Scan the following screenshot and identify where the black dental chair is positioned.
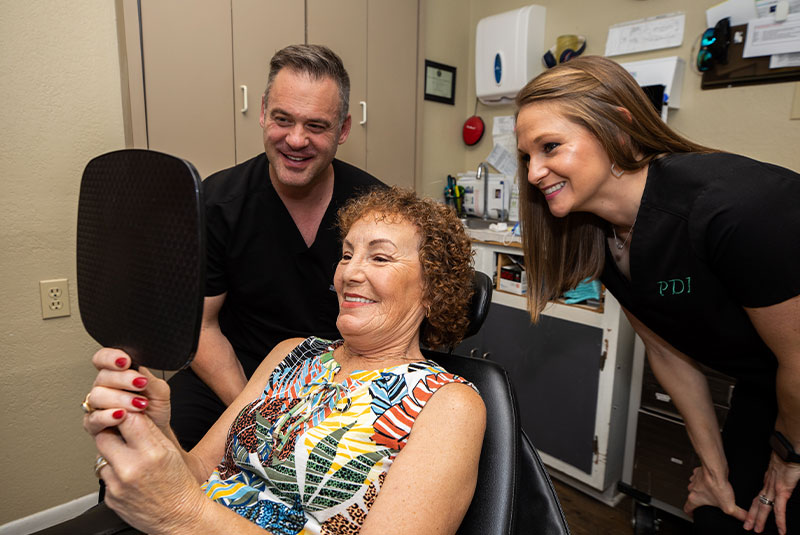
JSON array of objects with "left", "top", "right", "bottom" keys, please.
[
  {"left": 34, "top": 150, "right": 569, "bottom": 535},
  {"left": 422, "top": 271, "right": 570, "bottom": 535}
]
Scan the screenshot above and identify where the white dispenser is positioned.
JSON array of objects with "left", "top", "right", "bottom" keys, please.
[
  {"left": 475, "top": 5, "right": 547, "bottom": 105},
  {"left": 620, "top": 56, "right": 685, "bottom": 122}
]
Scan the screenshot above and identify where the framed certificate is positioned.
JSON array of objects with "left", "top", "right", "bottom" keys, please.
[{"left": 424, "top": 60, "right": 456, "bottom": 105}]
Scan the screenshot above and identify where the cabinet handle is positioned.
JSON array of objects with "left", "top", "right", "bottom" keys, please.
[
  {"left": 240, "top": 85, "right": 248, "bottom": 113},
  {"left": 359, "top": 101, "right": 367, "bottom": 125},
  {"left": 482, "top": 352, "right": 491, "bottom": 359}
]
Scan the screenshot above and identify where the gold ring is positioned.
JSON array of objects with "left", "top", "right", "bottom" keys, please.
[
  {"left": 758, "top": 494, "right": 774, "bottom": 507},
  {"left": 94, "top": 455, "right": 109, "bottom": 478},
  {"left": 81, "top": 392, "right": 94, "bottom": 414}
]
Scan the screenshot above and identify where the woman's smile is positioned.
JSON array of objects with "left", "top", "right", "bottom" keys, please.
[
  {"left": 342, "top": 293, "right": 376, "bottom": 307},
  {"left": 543, "top": 181, "right": 567, "bottom": 199}
]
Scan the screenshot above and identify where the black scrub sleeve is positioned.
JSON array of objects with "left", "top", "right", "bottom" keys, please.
[{"left": 689, "top": 160, "right": 800, "bottom": 308}]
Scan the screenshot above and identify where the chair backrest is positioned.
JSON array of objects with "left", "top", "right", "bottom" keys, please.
[
  {"left": 422, "top": 351, "right": 519, "bottom": 533},
  {"left": 421, "top": 271, "right": 570, "bottom": 535},
  {"left": 423, "top": 351, "right": 571, "bottom": 535}
]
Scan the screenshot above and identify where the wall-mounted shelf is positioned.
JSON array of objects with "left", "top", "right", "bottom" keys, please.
[{"left": 702, "top": 24, "right": 800, "bottom": 89}]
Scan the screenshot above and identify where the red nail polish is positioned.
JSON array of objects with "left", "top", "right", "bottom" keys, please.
[
  {"left": 112, "top": 409, "right": 125, "bottom": 419},
  {"left": 115, "top": 357, "right": 127, "bottom": 368},
  {"left": 131, "top": 397, "right": 148, "bottom": 409},
  {"left": 132, "top": 377, "right": 148, "bottom": 388}
]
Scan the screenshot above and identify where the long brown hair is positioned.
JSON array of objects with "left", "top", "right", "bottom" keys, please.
[{"left": 515, "top": 56, "right": 714, "bottom": 322}]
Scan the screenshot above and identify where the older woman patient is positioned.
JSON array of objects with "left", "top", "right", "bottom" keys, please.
[{"left": 82, "top": 187, "right": 485, "bottom": 535}]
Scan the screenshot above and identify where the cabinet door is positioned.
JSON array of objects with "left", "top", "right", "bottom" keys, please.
[
  {"left": 458, "top": 303, "right": 603, "bottom": 474},
  {"left": 366, "top": 0, "right": 418, "bottom": 188},
  {"left": 140, "top": 0, "right": 236, "bottom": 178},
  {"left": 232, "top": 0, "right": 305, "bottom": 164},
  {"left": 307, "top": 0, "right": 417, "bottom": 187},
  {"left": 306, "top": 0, "right": 367, "bottom": 171}
]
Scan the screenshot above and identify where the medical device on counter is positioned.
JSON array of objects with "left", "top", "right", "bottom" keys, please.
[{"left": 457, "top": 172, "right": 510, "bottom": 219}]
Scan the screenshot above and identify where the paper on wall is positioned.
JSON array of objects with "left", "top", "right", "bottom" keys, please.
[
  {"left": 756, "top": 0, "right": 800, "bottom": 18},
  {"left": 605, "top": 12, "right": 685, "bottom": 57},
  {"left": 487, "top": 140, "right": 518, "bottom": 178},
  {"left": 486, "top": 115, "right": 518, "bottom": 177},
  {"left": 743, "top": 13, "right": 800, "bottom": 57},
  {"left": 770, "top": 50, "right": 800, "bottom": 66},
  {"left": 492, "top": 115, "right": 516, "bottom": 136}
]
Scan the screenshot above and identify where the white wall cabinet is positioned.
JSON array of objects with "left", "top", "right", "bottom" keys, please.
[
  {"left": 120, "top": 0, "right": 418, "bottom": 185},
  {"left": 463, "top": 236, "right": 636, "bottom": 502}
]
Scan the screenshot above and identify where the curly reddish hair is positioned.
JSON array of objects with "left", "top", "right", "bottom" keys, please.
[{"left": 337, "top": 187, "right": 475, "bottom": 349}]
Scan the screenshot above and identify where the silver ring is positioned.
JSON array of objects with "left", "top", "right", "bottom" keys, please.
[
  {"left": 81, "top": 393, "right": 94, "bottom": 414},
  {"left": 758, "top": 494, "right": 774, "bottom": 507},
  {"left": 94, "top": 455, "right": 109, "bottom": 478}
]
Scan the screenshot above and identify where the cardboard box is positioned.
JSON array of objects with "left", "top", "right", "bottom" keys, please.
[{"left": 497, "top": 254, "right": 527, "bottom": 295}]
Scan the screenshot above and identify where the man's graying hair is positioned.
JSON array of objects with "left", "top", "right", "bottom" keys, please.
[{"left": 264, "top": 44, "right": 350, "bottom": 126}]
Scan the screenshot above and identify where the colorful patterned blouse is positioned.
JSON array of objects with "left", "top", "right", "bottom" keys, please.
[{"left": 202, "top": 337, "right": 474, "bottom": 534}]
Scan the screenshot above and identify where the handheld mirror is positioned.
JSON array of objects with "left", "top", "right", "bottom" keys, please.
[{"left": 77, "top": 149, "right": 205, "bottom": 370}]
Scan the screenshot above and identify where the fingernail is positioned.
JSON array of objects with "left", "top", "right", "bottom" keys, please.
[
  {"left": 131, "top": 397, "right": 148, "bottom": 409},
  {"left": 132, "top": 377, "right": 148, "bottom": 388},
  {"left": 112, "top": 409, "right": 125, "bottom": 419},
  {"left": 115, "top": 357, "right": 127, "bottom": 368}
]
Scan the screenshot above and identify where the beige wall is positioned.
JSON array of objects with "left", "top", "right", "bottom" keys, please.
[
  {"left": 0, "top": 0, "right": 125, "bottom": 524},
  {"left": 2, "top": 0, "right": 800, "bottom": 527},
  {"left": 419, "top": 0, "right": 800, "bottom": 199}
]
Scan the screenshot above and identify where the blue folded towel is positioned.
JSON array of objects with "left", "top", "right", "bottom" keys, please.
[{"left": 563, "top": 278, "right": 601, "bottom": 304}]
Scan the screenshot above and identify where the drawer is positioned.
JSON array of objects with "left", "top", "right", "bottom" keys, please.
[
  {"left": 641, "top": 359, "right": 735, "bottom": 417},
  {"left": 632, "top": 410, "right": 699, "bottom": 510},
  {"left": 640, "top": 380, "right": 729, "bottom": 427}
]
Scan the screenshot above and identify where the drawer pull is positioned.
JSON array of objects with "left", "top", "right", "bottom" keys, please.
[
  {"left": 670, "top": 457, "right": 684, "bottom": 465},
  {"left": 655, "top": 392, "right": 672, "bottom": 403}
]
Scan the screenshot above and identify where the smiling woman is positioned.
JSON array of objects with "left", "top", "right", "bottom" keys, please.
[
  {"left": 79, "top": 186, "right": 484, "bottom": 535},
  {"left": 336, "top": 187, "right": 475, "bottom": 349},
  {"left": 514, "top": 56, "right": 800, "bottom": 535}
]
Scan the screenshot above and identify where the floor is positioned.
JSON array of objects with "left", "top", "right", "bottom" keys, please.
[{"left": 552, "top": 480, "right": 694, "bottom": 535}]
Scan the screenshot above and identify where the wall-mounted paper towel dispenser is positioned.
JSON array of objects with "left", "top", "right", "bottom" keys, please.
[{"left": 475, "top": 5, "right": 547, "bottom": 105}]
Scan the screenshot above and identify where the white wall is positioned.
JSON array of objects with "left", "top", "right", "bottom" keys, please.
[{"left": 0, "top": 0, "right": 125, "bottom": 523}]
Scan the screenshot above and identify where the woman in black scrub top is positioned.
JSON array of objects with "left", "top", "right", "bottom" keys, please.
[{"left": 514, "top": 56, "right": 800, "bottom": 535}]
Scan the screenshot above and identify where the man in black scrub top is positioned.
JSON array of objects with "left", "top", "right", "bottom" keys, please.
[{"left": 168, "top": 44, "right": 385, "bottom": 450}]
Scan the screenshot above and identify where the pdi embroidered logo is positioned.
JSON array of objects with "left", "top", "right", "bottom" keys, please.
[{"left": 658, "top": 277, "right": 691, "bottom": 296}]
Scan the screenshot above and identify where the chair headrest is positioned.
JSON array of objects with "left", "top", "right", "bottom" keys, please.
[{"left": 464, "top": 271, "right": 492, "bottom": 339}]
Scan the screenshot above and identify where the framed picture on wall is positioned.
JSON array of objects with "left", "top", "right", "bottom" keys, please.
[{"left": 424, "top": 60, "right": 456, "bottom": 105}]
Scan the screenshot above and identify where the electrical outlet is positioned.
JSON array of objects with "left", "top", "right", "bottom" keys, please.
[{"left": 40, "top": 278, "right": 71, "bottom": 319}]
